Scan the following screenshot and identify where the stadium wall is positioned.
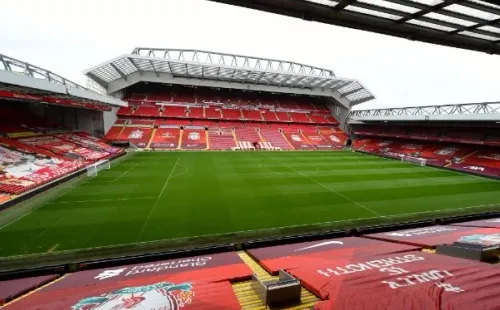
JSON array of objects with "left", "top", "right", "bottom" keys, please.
[
  {"left": 102, "top": 107, "right": 119, "bottom": 137},
  {"left": 28, "top": 103, "right": 106, "bottom": 137}
]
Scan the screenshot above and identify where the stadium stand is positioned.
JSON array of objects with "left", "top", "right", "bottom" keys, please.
[
  {"left": 0, "top": 103, "right": 124, "bottom": 202},
  {"left": 102, "top": 83, "right": 350, "bottom": 151},
  {"left": 208, "top": 128, "right": 236, "bottom": 150},
  {"left": 5, "top": 252, "right": 253, "bottom": 309},
  {"left": 352, "top": 124, "right": 500, "bottom": 177},
  {"left": 134, "top": 105, "right": 160, "bottom": 117},
  {"left": 259, "top": 128, "right": 294, "bottom": 150},
  {"left": 188, "top": 106, "right": 205, "bottom": 118},
  {"left": 163, "top": 105, "right": 187, "bottom": 118}
]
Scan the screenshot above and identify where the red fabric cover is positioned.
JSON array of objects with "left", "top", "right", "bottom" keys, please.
[
  {"left": 181, "top": 130, "right": 206, "bottom": 149},
  {"left": 450, "top": 217, "right": 500, "bottom": 229},
  {"left": 306, "top": 251, "right": 500, "bottom": 309},
  {"left": 248, "top": 237, "right": 418, "bottom": 274},
  {"left": 5, "top": 252, "right": 251, "bottom": 310},
  {"left": 303, "top": 132, "right": 333, "bottom": 149},
  {"left": 116, "top": 127, "right": 153, "bottom": 148},
  {"left": 366, "top": 225, "right": 500, "bottom": 247},
  {"left": 283, "top": 132, "right": 315, "bottom": 150},
  {"left": 0, "top": 275, "right": 58, "bottom": 305}
]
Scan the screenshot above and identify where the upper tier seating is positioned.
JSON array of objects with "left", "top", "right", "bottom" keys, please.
[
  {"left": 261, "top": 111, "right": 278, "bottom": 122},
  {"left": 241, "top": 110, "right": 263, "bottom": 121},
  {"left": 117, "top": 106, "right": 134, "bottom": 116},
  {"left": 221, "top": 108, "right": 242, "bottom": 120},
  {"left": 275, "top": 112, "right": 291, "bottom": 122},
  {"left": 188, "top": 107, "right": 205, "bottom": 118},
  {"left": 309, "top": 114, "right": 328, "bottom": 124},
  {"left": 162, "top": 106, "right": 187, "bottom": 118},
  {"left": 205, "top": 107, "right": 222, "bottom": 119},
  {"left": 134, "top": 105, "right": 160, "bottom": 117},
  {"left": 289, "top": 112, "right": 310, "bottom": 123}
]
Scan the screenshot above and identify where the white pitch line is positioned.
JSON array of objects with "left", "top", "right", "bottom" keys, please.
[
  {"left": 171, "top": 164, "right": 189, "bottom": 178},
  {"left": 0, "top": 177, "right": 88, "bottom": 231},
  {"left": 136, "top": 157, "right": 181, "bottom": 242},
  {"left": 110, "top": 164, "right": 138, "bottom": 183},
  {"left": 268, "top": 156, "right": 382, "bottom": 217}
]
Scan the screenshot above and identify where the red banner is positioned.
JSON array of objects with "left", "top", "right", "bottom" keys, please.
[
  {"left": 0, "top": 90, "right": 112, "bottom": 111},
  {"left": 5, "top": 252, "right": 252, "bottom": 310},
  {"left": 366, "top": 225, "right": 500, "bottom": 247}
]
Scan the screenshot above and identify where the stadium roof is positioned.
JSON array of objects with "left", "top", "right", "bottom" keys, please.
[
  {"left": 84, "top": 48, "right": 375, "bottom": 106},
  {"left": 207, "top": 0, "right": 500, "bottom": 55},
  {"left": 0, "top": 54, "right": 126, "bottom": 110},
  {"left": 348, "top": 101, "right": 500, "bottom": 121}
]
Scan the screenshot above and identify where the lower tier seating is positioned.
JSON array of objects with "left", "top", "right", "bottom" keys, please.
[
  {"left": 260, "top": 129, "right": 294, "bottom": 150},
  {"left": 235, "top": 128, "right": 261, "bottom": 143},
  {"left": 208, "top": 129, "right": 236, "bottom": 150},
  {"left": 352, "top": 136, "right": 500, "bottom": 177}
]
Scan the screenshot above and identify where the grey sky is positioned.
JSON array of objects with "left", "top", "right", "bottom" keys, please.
[{"left": 1, "top": 0, "right": 499, "bottom": 110}]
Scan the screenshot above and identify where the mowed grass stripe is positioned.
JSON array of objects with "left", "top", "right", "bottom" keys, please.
[{"left": 0, "top": 151, "right": 499, "bottom": 257}]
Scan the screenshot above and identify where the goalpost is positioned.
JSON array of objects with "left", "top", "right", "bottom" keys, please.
[
  {"left": 399, "top": 154, "right": 426, "bottom": 166},
  {"left": 87, "top": 159, "right": 111, "bottom": 177}
]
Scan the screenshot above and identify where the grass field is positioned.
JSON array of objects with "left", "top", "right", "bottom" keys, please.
[{"left": 1, "top": 151, "right": 500, "bottom": 258}]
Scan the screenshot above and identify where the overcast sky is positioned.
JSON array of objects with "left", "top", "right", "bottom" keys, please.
[{"left": 1, "top": 0, "right": 499, "bottom": 110}]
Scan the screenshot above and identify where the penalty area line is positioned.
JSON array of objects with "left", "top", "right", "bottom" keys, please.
[
  {"left": 136, "top": 156, "right": 181, "bottom": 242},
  {"left": 110, "top": 163, "right": 138, "bottom": 182}
]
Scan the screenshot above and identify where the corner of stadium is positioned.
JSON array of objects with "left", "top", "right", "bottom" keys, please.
[{"left": 1, "top": 1, "right": 500, "bottom": 308}]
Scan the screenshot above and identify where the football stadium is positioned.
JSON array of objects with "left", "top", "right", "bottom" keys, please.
[{"left": 1, "top": 0, "right": 500, "bottom": 309}]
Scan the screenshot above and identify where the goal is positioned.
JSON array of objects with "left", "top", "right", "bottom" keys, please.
[
  {"left": 399, "top": 155, "right": 426, "bottom": 166},
  {"left": 87, "top": 159, "right": 111, "bottom": 177}
]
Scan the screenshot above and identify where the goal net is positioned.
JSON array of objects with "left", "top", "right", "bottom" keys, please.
[
  {"left": 399, "top": 155, "right": 426, "bottom": 166},
  {"left": 87, "top": 159, "right": 111, "bottom": 177}
]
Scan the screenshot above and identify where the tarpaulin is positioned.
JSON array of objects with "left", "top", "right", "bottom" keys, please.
[
  {"left": 304, "top": 251, "right": 500, "bottom": 309},
  {"left": 5, "top": 252, "right": 251, "bottom": 310},
  {"left": 248, "top": 237, "right": 418, "bottom": 274},
  {"left": 0, "top": 275, "right": 58, "bottom": 305},
  {"left": 366, "top": 225, "right": 500, "bottom": 247}
]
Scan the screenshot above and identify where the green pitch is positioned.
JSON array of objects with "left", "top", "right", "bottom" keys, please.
[{"left": 1, "top": 151, "right": 500, "bottom": 257}]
